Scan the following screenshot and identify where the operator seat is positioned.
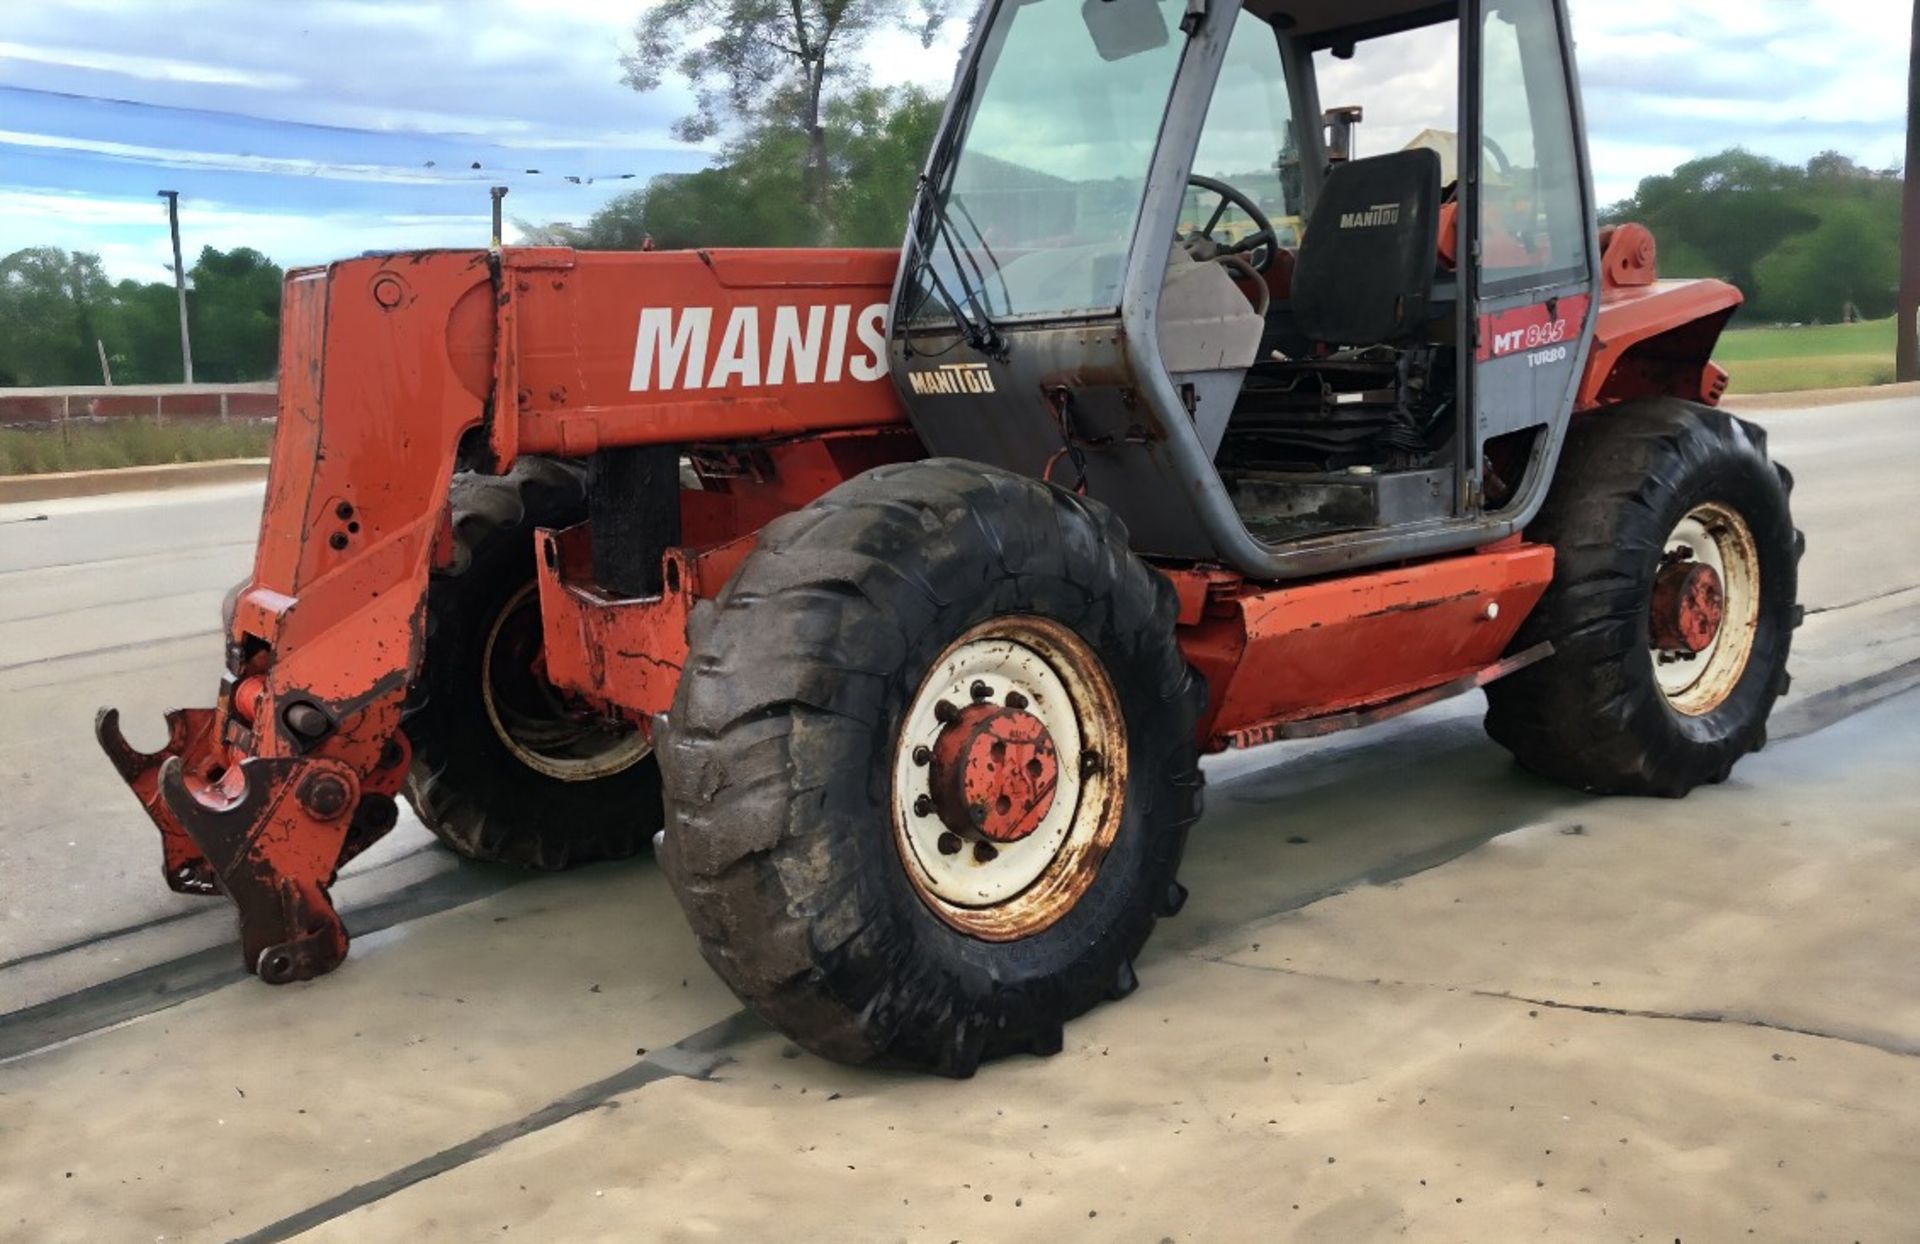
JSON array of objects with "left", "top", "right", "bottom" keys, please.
[
  {"left": 1290, "top": 148, "right": 1443, "bottom": 348},
  {"left": 1225, "top": 149, "right": 1452, "bottom": 478}
]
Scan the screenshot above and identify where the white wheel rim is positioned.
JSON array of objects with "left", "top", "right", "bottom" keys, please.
[
  {"left": 890, "top": 616, "right": 1126, "bottom": 942},
  {"left": 481, "top": 583, "right": 652, "bottom": 781},
  {"left": 1653, "top": 502, "right": 1761, "bottom": 717}
]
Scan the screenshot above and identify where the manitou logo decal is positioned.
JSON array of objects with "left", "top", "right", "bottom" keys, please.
[
  {"left": 907, "top": 362, "right": 996, "bottom": 396},
  {"left": 1340, "top": 202, "right": 1402, "bottom": 229},
  {"left": 629, "top": 303, "right": 889, "bottom": 391}
]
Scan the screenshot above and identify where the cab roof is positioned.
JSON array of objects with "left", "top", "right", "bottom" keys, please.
[{"left": 1249, "top": 0, "right": 1455, "bottom": 45}]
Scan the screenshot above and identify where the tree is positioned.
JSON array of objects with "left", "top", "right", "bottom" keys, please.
[
  {"left": 1605, "top": 148, "right": 1906, "bottom": 324},
  {"left": 1607, "top": 151, "right": 1820, "bottom": 301},
  {"left": 622, "top": 0, "right": 950, "bottom": 230},
  {"left": 185, "top": 247, "right": 282, "bottom": 382},
  {"left": 0, "top": 248, "right": 114, "bottom": 385},
  {"left": 530, "top": 84, "right": 941, "bottom": 251},
  {"left": 0, "top": 244, "right": 283, "bottom": 386}
]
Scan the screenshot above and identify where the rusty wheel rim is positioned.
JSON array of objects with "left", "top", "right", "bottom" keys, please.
[
  {"left": 891, "top": 616, "right": 1126, "bottom": 942},
  {"left": 481, "top": 583, "right": 652, "bottom": 781},
  {"left": 887, "top": 610, "right": 1121, "bottom": 944},
  {"left": 1652, "top": 502, "right": 1760, "bottom": 717}
]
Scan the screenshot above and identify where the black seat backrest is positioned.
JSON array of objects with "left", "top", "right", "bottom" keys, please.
[{"left": 1291, "top": 149, "right": 1442, "bottom": 346}]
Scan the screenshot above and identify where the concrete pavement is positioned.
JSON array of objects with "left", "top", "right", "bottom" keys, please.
[{"left": 1, "top": 671, "right": 1913, "bottom": 1242}]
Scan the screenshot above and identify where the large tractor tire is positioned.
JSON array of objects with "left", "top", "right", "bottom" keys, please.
[
  {"left": 402, "top": 457, "right": 663, "bottom": 868},
  {"left": 1485, "top": 399, "right": 1802, "bottom": 797},
  {"left": 659, "top": 460, "right": 1204, "bottom": 1076}
]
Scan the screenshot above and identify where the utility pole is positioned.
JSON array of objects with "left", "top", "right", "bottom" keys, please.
[
  {"left": 1900, "top": 0, "right": 1919, "bottom": 382},
  {"left": 157, "top": 190, "right": 194, "bottom": 384},
  {"left": 490, "top": 186, "right": 508, "bottom": 251}
]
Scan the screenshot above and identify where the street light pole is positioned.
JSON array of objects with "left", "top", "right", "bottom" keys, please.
[
  {"left": 157, "top": 189, "right": 194, "bottom": 384},
  {"left": 1899, "top": 0, "right": 1919, "bottom": 382}
]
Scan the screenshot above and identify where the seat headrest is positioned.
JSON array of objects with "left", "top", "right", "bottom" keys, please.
[{"left": 1291, "top": 149, "right": 1442, "bottom": 346}]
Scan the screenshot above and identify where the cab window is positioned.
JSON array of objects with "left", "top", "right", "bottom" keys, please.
[
  {"left": 1186, "top": 10, "right": 1303, "bottom": 249},
  {"left": 1479, "top": 0, "right": 1587, "bottom": 286}
]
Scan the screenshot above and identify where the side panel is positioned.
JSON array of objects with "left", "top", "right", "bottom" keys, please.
[
  {"left": 503, "top": 248, "right": 909, "bottom": 459},
  {"left": 1179, "top": 543, "right": 1555, "bottom": 749}
]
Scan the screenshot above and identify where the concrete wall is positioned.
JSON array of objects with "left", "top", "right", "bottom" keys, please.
[{"left": 0, "top": 383, "right": 277, "bottom": 429}]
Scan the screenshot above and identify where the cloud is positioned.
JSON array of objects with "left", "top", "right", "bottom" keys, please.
[
  {"left": 0, "top": 0, "right": 1907, "bottom": 280},
  {"left": 0, "top": 39, "right": 301, "bottom": 90}
]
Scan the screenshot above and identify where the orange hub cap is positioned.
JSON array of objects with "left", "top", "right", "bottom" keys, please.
[
  {"left": 927, "top": 703, "right": 1060, "bottom": 844},
  {"left": 1650, "top": 561, "right": 1724, "bottom": 654}
]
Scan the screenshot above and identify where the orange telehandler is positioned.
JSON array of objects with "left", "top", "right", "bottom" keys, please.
[{"left": 99, "top": 0, "right": 1800, "bottom": 1075}]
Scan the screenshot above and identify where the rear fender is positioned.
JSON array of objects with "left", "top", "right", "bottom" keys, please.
[{"left": 1577, "top": 225, "right": 1744, "bottom": 411}]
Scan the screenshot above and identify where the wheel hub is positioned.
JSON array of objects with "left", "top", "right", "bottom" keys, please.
[
  {"left": 890, "top": 616, "right": 1126, "bottom": 940},
  {"left": 926, "top": 702, "right": 1060, "bottom": 843},
  {"left": 1650, "top": 503, "right": 1762, "bottom": 717},
  {"left": 1650, "top": 560, "right": 1724, "bottom": 654}
]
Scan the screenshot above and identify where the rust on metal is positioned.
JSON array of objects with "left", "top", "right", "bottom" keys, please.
[
  {"left": 1175, "top": 543, "right": 1557, "bottom": 751},
  {"left": 1219, "top": 641, "right": 1555, "bottom": 750},
  {"left": 1650, "top": 561, "right": 1724, "bottom": 654},
  {"left": 890, "top": 616, "right": 1127, "bottom": 944},
  {"left": 926, "top": 702, "right": 1060, "bottom": 843}
]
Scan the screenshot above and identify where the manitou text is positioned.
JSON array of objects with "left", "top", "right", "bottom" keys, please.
[{"left": 630, "top": 303, "right": 890, "bottom": 392}]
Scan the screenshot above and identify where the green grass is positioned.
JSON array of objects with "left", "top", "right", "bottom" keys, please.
[
  {"left": 1717, "top": 317, "right": 1899, "bottom": 394},
  {"left": 0, "top": 420, "right": 274, "bottom": 475}
]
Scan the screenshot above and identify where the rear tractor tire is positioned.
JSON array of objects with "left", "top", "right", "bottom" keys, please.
[
  {"left": 659, "top": 460, "right": 1205, "bottom": 1076},
  {"left": 402, "top": 457, "right": 663, "bottom": 869},
  {"left": 1485, "top": 399, "right": 1803, "bottom": 797}
]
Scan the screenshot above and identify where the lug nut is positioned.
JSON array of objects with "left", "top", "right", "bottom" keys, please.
[
  {"left": 934, "top": 700, "right": 959, "bottom": 724},
  {"left": 970, "top": 680, "right": 993, "bottom": 701},
  {"left": 937, "top": 832, "right": 963, "bottom": 856},
  {"left": 1004, "top": 690, "right": 1029, "bottom": 710},
  {"left": 973, "top": 841, "right": 998, "bottom": 863},
  {"left": 1080, "top": 749, "right": 1103, "bottom": 777},
  {"left": 911, "top": 745, "right": 931, "bottom": 766},
  {"left": 913, "top": 795, "right": 933, "bottom": 817}
]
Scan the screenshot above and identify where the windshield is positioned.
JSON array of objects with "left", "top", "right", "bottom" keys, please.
[{"left": 903, "top": 0, "right": 1188, "bottom": 325}]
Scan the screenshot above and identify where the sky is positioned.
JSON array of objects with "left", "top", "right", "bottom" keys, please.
[{"left": 0, "top": 0, "right": 1910, "bottom": 283}]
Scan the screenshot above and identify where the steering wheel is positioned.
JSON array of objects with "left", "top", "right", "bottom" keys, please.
[
  {"left": 1181, "top": 175, "right": 1278, "bottom": 275},
  {"left": 1481, "top": 133, "right": 1513, "bottom": 179}
]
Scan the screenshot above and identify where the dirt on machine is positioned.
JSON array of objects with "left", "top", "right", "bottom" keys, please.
[{"left": 99, "top": 0, "right": 1802, "bottom": 1076}]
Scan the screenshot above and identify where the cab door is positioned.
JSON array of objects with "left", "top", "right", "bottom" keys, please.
[{"left": 1464, "top": 0, "right": 1597, "bottom": 515}]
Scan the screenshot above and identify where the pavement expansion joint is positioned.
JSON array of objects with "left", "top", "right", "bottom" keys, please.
[
  {"left": 226, "top": 1009, "right": 762, "bottom": 1244},
  {"left": 1474, "top": 992, "right": 1920, "bottom": 1060},
  {"left": 1191, "top": 953, "right": 1920, "bottom": 1062}
]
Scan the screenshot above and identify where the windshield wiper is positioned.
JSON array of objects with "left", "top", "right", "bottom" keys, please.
[
  {"left": 906, "top": 181, "right": 1008, "bottom": 360},
  {"left": 900, "top": 60, "right": 1007, "bottom": 361}
]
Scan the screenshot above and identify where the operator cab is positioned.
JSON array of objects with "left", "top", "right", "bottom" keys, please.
[{"left": 889, "top": 0, "right": 1598, "bottom": 579}]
